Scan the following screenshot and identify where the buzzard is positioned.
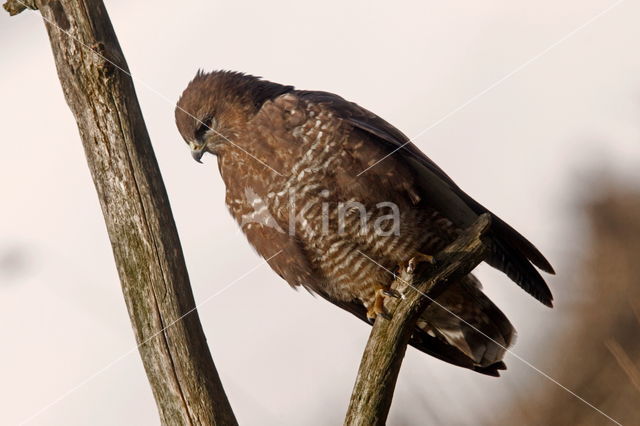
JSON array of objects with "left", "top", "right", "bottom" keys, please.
[{"left": 175, "top": 71, "right": 554, "bottom": 376}]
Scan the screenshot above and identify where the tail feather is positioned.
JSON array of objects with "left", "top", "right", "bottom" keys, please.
[
  {"left": 318, "top": 274, "right": 516, "bottom": 376},
  {"left": 460, "top": 195, "right": 555, "bottom": 306},
  {"left": 485, "top": 238, "right": 553, "bottom": 307},
  {"left": 415, "top": 274, "right": 516, "bottom": 369},
  {"left": 490, "top": 214, "right": 555, "bottom": 274}
]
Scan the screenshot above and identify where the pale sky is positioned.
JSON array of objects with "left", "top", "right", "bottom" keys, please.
[{"left": 1, "top": 1, "right": 639, "bottom": 425}]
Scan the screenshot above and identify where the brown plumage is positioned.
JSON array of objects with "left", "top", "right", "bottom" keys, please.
[{"left": 175, "top": 70, "right": 554, "bottom": 376}]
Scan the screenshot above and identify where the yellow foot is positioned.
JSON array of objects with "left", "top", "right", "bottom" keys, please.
[
  {"left": 366, "top": 284, "right": 401, "bottom": 323},
  {"left": 406, "top": 252, "right": 435, "bottom": 273}
]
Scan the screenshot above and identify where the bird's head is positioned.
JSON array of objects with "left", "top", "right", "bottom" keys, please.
[{"left": 175, "top": 70, "right": 293, "bottom": 163}]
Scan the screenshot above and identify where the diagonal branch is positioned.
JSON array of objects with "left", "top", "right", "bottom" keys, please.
[
  {"left": 345, "top": 214, "right": 492, "bottom": 426},
  {"left": 3, "top": 1, "right": 237, "bottom": 425}
]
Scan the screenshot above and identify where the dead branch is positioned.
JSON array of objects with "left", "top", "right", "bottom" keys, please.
[
  {"left": 3, "top": 1, "right": 237, "bottom": 424},
  {"left": 344, "top": 214, "right": 492, "bottom": 426},
  {"left": 3, "top": 0, "right": 36, "bottom": 15}
]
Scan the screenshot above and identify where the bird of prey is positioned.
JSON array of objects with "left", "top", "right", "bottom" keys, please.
[{"left": 175, "top": 71, "right": 554, "bottom": 376}]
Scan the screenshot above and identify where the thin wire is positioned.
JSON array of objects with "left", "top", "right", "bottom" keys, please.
[
  {"left": 356, "top": 250, "right": 622, "bottom": 426},
  {"left": 357, "top": 0, "right": 626, "bottom": 176},
  {"left": 19, "top": 250, "right": 283, "bottom": 425},
  {"left": 12, "top": 0, "right": 627, "bottom": 424}
]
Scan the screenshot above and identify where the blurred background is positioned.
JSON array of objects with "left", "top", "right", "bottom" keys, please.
[{"left": 1, "top": 1, "right": 639, "bottom": 424}]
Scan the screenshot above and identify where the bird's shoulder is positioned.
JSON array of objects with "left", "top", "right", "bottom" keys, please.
[{"left": 251, "top": 90, "right": 454, "bottom": 182}]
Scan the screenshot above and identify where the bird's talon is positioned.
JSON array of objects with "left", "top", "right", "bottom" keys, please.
[
  {"left": 367, "top": 286, "right": 395, "bottom": 322},
  {"left": 407, "top": 258, "right": 417, "bottom": 273},
  {"left": 366, "top": 307, "right": 391, "bottom": 323},
  {"left": 382, "top": 288, "right": 401, "bottom": 299},
  {"left": 406, "top": 252, "right": 435, "bottom": 273}
]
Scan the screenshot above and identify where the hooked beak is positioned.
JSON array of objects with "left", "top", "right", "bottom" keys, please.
[{"left": 189, "top": 141, "right": 205, "bottom": 163}]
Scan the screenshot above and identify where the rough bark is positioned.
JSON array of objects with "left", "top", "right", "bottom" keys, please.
[
  {"left": 344, "top": 214, "right": 492, "bottom": 426},
  {"left": 3, "top": 1, "right": 237, "bottom": 425}
]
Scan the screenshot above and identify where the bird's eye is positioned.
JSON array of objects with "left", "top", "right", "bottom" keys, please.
[{"left": 195, "top": 116, "right": 214, "bottom": 141}]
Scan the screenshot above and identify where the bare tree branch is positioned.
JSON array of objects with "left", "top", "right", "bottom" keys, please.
[
  {"left": 345, "top": 214, "right": 492, "bottom": 426},
  {"left": 3, "top": 1, "right": 237, "bottom": 424},
  {"left": 3, "top": 0, "right": 36, "bottom": 15}
]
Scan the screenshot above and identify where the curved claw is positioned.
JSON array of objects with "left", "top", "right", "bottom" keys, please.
[
  {"left": 407, "top": 253, "right": 435, "bottom": 273},
  {"left": 382, "top": 288, "right": 401, "bottom": 299},
  {"left": 367, "top": 287, "right": 395, "bottom": 322}
]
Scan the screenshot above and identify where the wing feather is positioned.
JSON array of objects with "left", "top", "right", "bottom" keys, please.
[{"left": 295, "top": 90, "right": 554, "bottom": 306}]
